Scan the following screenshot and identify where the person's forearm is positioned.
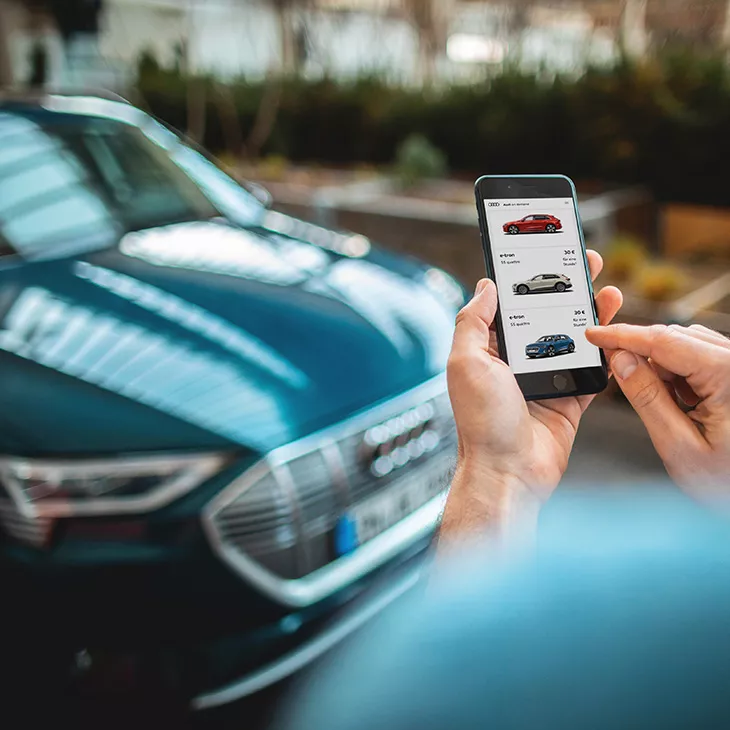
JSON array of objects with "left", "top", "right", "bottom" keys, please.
[{"left": 437, "top": 460, "right": 542, "bottom": 555}]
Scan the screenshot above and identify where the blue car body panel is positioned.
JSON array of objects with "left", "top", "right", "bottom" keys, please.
[
  {"left": 0, "top": 98, "right": 462, "bottom": 703},
  {"left": 0, "top": 105, "right": 457, "bottom": 457},
  {"left": 525, "top": 334, "right": 575, "bottom": 358}
]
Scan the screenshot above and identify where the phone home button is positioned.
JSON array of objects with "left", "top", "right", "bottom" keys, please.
[{"left": 553, "top": 374, "right": 569, "bottom": 392}]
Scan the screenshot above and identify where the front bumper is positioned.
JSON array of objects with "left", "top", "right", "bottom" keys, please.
[
  {"left": 0, "top": 376, "right": 453, "bottom": 706},
  {"left": 192, "top": 537, "right": 429, "bottom": 710},
  {"left": 2, "top": 528, "right": 431, "bottom": 709}
]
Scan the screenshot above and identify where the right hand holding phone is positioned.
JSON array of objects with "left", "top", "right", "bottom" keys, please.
[
  {"left": 586, "top": 323, "right": 730, "bottom": 503},
  {"left": 444, "top": 251, "right": 622, "bottom": 531}
]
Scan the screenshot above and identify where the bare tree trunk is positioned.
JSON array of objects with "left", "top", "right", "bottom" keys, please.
[
  {"left": 187, "top": 76, "right": 207, "bottom": 144},
  {"left": 184, "top": 0, "right": 207, "bottom": 144},
  {"left": 505, "top": 0, "right": 533, "bottom": 64},
  {"left": 404, "top": 0, "right": 448, "bottom": 85},
  {"left": 245, "top": 73, "right": 282, "bottom": 159},
  {"left": 0, "top": 3, "right": 15, "bottom": 86},
  {"left": 722, "top": 0, "right": 730, "bottom": 51},
  {"left": 276, "top": 2, "right": 297, "bottom": 74},
  {"left": 620, "top": 0, "right": 648, "bottom": 59},
  {"left": 214, "top": 81, "right": 244, "bottom": 159}
]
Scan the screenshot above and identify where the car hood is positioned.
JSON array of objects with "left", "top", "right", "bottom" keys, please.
[{"left": 0, "top": 219, "right": 460, "bottom": 457}]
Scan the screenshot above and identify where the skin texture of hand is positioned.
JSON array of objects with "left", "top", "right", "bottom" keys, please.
[
  {"left": 585, "top": 323, "right": 730, "bottom": 503},
  {"left": 440, "top": 252, "right": 623, "bottom": 543}
]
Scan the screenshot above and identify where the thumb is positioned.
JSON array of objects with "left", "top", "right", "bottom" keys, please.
[
  {"left": 468, "top": 278, "right": 498, "bottom": 326},
  {"left": 610, "top": 350, "right": 701, "bottom": 460},
  {"left": 453, "top": 279, "right": 498, "bottom": 344}
]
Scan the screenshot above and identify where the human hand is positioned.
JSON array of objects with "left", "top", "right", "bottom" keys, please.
[
  {"left": 585, "top": 323, "right": 730, "bottom": 503},
  {"left": 441, "top": 253, "right": 622, "bottom": 541}
]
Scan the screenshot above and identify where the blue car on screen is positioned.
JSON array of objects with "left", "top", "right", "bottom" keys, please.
[{"left": 526, "top": 334, "right": 575, "bottom": 358}]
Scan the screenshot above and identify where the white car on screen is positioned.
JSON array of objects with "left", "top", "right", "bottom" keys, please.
[{"left": 513, "top": 273, "right": 572, "bottom": 295}]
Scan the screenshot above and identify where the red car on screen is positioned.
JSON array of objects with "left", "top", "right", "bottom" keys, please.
[{"left": 503, "top": 214, "right": 562, "bottom": 234}]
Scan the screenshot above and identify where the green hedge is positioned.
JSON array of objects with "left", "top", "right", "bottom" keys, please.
[{"left": 137, "top": 54, "right": 730, "bottom": 206}]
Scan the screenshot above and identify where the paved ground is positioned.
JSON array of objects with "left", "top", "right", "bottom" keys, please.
[{"left": 563, "top": 392, "right": 667, "bottom": 488}]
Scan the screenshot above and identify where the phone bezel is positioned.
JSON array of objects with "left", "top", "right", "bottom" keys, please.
[{"left": 474, "top": 174, "right": 608, "bottom": 401}]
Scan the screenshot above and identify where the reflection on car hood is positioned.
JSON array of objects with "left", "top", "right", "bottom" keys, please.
[{"left": 0, "top": 220, "right": 458, "bottom": 456}]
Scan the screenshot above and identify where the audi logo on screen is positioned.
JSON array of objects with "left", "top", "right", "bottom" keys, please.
[{"left": 488, "top": 202, "right": 500, "bottom": 207}]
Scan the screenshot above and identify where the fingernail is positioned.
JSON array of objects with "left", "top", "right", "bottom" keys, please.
[
  {"left": 474, "top": 279, "right": 488, "bottom": 296},
  {"left": 611, "top": 351, "right": 639, "bottom": 380}
]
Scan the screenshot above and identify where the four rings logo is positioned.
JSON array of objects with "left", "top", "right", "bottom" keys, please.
[
  {"left": 488, "top": 202, "right": 500, "bottom": 207},
  {"left": 360, "top": 404, "right": 441, "bottom": 478}
]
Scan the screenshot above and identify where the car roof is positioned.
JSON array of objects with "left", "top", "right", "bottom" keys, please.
[
  {"left": 0, "top": 89, "right": 140, "bottom": 127},
  {"left": 0, "top": 89, "right": 157, "bottom": 139},
  {"left": 0, "top": 88, "right": 131, "bottom": 107}
]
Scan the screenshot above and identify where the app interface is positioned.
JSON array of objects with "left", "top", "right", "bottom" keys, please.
[{"left": 483, "top": 197, "right": 601, "bottom": 375}]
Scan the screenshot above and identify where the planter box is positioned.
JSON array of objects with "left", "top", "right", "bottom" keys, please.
[
  {"left": 244, "top": 167, "right": 653, "bottom": 285},
  {"left": 662, "top": 203, "right": 730, "bottom": 259}
]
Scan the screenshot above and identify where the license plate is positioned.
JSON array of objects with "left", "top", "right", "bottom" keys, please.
[{"left": 335, "top": 455, "right": 453, "bottom": 554}]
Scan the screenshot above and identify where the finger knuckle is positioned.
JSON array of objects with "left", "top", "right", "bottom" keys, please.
[
  {"left": 687, "top": 322, "right": 727, "bottom": 338},
  {"left": 603, "top": 321, "right": 626, "bottom": 344},
  {"left": 689, "top": 323, "right": 711, "bottom": 334},
  {"left": 632, "top": 380, "right": 663, "bottom": 409},
  {"left": 454, "top": 308, "right": 471, "bottom": 329},
  {"left": 652, "top": 324, "right": 681, "bottom": 348}
]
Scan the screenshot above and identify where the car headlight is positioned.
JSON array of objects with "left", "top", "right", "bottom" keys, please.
[{"left": 0, "top": 453, "right": 229, "bottom": 518}]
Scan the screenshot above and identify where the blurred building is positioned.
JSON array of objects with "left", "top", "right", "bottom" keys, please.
[
  {"left": 0, "top": 0, "right": 123, "bottom": 88},
  {"left": 1, "top": 0, "right": 729, "bottom": 91},
  {"left": 98, "top": 0, "right": 615, "bottom": 84}
]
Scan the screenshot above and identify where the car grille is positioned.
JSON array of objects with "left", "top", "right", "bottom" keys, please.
[
  {"left": 0, "top": 495, "right": 53, "bottom": 547},
  {"left": 211, "top": 469, "right": 302, "bottom": 579},
  {"left": 206, "top": 377, "right": 456, "bottom": 594}
]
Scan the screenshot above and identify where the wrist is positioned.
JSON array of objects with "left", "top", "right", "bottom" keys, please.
[{"left": 438, "top": 457, "right": 542, "bottom": 548}]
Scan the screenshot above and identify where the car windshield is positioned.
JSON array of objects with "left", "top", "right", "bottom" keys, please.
[
  {"left": 537, "top": 336, "right": 552, "bottom": 342},
  {"left": 0, "top": 106, "right": 263, "bottom": 261}
]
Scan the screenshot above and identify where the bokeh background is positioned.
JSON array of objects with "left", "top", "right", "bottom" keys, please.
[
  {"left": 1, "top": 1, "right": 730, "bottom": 726},
  {"left": 3, "top": 2, "right": 724, "bottom": 323}
]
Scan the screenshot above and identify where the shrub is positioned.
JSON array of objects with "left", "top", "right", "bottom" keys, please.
[
  {"left": 636, "top": 263, "right": 685, "bottom": 302},
  {"left": 604, "top": 236, "right": 649, "bottom": 281},
  {"left": 256, "top": 154, "right": 291, "bottom": 181},
  {"left": 393, "top": 134, "right": 448, "bottom": 189},
  {"left": 134, "top": 52, "right": 730, "bottom": 206}
]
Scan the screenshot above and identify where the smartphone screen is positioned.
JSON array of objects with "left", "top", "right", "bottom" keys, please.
[
  {"left": 482, "top": 196, "right": 600, "bottom": 374},
  {"left": 475, "top": 176, "right": 607, "bottom": 399}
]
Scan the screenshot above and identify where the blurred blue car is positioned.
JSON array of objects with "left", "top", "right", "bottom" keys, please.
[
  {"left": 0, "top": 92, "right": 462, "bottom": 709},
  {"left": 526, "top": 334, "right": 575, "bottom": 358}
]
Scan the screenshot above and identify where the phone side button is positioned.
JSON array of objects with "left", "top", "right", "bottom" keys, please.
[{"left": 553, "top": 374, "right": 569, "bottom": 392}]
